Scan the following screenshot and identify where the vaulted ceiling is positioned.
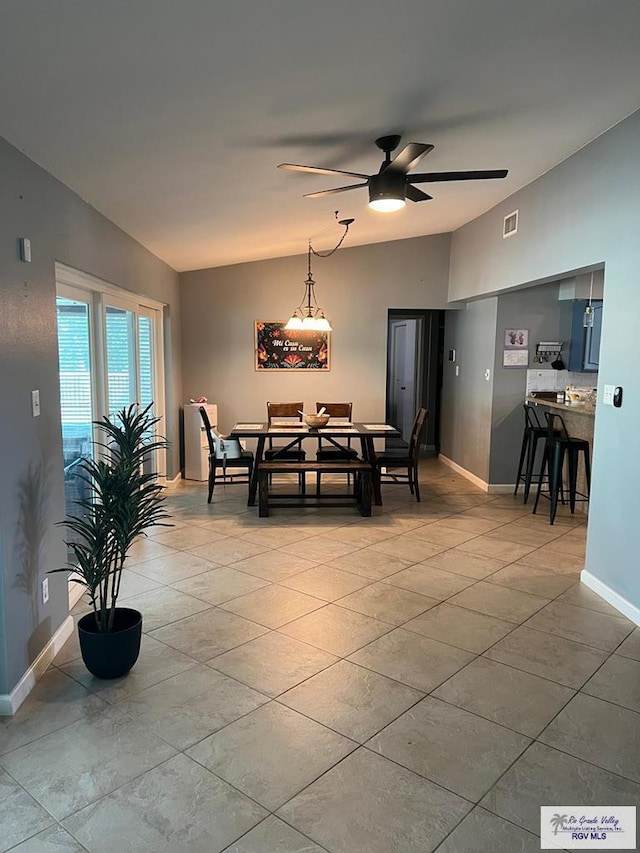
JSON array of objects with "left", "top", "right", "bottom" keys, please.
[{"left": 1, "top": 0, "right": 640, "bottom": 271}]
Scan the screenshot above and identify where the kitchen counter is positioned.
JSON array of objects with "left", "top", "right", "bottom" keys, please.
[{"left": 525, "top": 395, "right": 596, "bottom": 417}]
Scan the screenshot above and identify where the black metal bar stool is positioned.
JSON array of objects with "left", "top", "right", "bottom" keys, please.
[
  {"left": 533, "top": 411, "right": 591, "bottom": 524},
  {"left": 514, "top": 404, "right": 549, "bottom": 503}
]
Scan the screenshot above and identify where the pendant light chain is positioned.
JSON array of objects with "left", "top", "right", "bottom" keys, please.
[{"left": 309, "top": 219, "right": 352, "bottom": 260}]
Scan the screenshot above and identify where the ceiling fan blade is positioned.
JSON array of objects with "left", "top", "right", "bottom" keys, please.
[
  {"left": 385, "top": 143, "right": 434, "bottom": 175},
  {"left": 278, "top": 163, "right": 369, "bottom": 179},
  {"left": 406, "top": 185, "right": 433, "bottom": 203},
  {"left": 303, "top": 183, "right": 369, "bottom": 199},
  {"left": 410, "top": 169, "right": 508, "bottom": 183}
]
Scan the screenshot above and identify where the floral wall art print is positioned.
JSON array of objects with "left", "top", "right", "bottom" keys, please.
[{"left": 255, "top": 322, "right": 330, "bottom": 370}]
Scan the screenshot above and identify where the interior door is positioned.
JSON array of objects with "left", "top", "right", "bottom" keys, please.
[
  {"left": 386, "top": 309, "right": 445, "bottom": 452},
  {"left": 389, "top": 319, "right": 418, "bottom": 443}
]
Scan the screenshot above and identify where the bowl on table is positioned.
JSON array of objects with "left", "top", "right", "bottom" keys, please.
[{"left": 303, "top": 413, "right": 330, "bottom": 428}]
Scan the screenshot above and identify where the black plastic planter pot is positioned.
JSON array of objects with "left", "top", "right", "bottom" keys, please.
[{"left": 77, "top": 607, "right": 143, "bottom": 679}]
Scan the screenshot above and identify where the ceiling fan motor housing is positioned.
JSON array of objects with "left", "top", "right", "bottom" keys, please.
[{"left": 368, "top": 170, "right": 406, "bottom": 205}]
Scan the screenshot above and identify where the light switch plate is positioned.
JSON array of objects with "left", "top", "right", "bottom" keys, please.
[
  {"left": 603, "top": 384, "right": 615, "bottom": 406},
  {"left": 19, "top": 237, "right": 32, "bottom": 262},
  {"left": 31, "top": 389, "right": 40, "bottom": 417}
]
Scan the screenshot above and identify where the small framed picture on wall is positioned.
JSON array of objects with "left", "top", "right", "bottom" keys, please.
[{"left": 504, "top": 329, "right": 529, "bottom": 348}]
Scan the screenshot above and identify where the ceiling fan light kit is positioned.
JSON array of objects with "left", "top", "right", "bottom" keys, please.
[
  {"left": 278, "top": 134, "right": 508, "bottom": 213},
  {"left": 368, "top": 170, "right": 406, "bottom": 212}
]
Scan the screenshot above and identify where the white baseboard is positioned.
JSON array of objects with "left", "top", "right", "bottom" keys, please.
[
  {"left": 68, "top": 578, "right": 85, "bottom": 609},
  {"left": 581, "top": 570, "right": 640, "bottom": 627},
  {"left": 438, "top": 454, "right": 516, "bottom": 495},
  {"left": 162, "top": 472, "right": 182, "bottom": 488},
  {"left": 0, "top": 615, "right": 75, "bottom": 716},
  {"left": 438, "top": 454, "right": 488, "bottom": 490},
  {"left": 487, "top": 484, "right": 518, "bottom": 495}
]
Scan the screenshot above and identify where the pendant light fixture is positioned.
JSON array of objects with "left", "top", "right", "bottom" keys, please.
[
  {"left": 285, "top": 216, "right": 354, "bottom": 332},
  {"left": 583, "top": 272, "right": 595, "bottom": 328}
]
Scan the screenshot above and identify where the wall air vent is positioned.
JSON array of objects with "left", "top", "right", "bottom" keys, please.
[{"left": 503, "top": 209, "right": 518, "bottom": 238}]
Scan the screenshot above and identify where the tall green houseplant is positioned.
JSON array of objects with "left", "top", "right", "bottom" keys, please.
[{"left": 55, "top": 403, "right": 170, "bottom": 633}]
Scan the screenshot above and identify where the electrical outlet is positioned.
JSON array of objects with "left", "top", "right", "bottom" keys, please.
[{"left": 41, "top": 577, "right": 49, "bottom": 605}]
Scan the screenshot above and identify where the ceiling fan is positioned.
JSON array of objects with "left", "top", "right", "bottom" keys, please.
[{"left": 278, "top": 134, "right": 508, "bottom": 212}]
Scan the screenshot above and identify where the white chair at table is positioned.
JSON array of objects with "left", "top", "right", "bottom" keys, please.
[{"left": 199, "top": 407, "right": 254, "bottom": 503}]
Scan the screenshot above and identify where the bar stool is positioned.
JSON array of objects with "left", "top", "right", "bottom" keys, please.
[
  {"left": 533, "top": 412, "right": 591, "bottom": 524},
  {"left": 514, "top": 404, "right": 549, "bottom": 503}
]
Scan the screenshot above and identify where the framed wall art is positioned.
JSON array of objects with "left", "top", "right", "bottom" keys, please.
[
  {"left": 503, "top": 327, "right": 529, "bottom": 368},
  {"left": 504, "top": 328, "right": 529, "bottom": 348},
  {"left": 255, "top": 322, "right": 330, "bottom": 370}
]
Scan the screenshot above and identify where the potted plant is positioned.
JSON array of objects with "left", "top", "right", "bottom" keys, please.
[{"left": 52, "top": 403, "right": 170, "bottom": 678}]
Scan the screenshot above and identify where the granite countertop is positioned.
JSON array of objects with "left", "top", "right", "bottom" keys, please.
[{"left": 525, "top": 395, "right": 596, "bottom": 417}]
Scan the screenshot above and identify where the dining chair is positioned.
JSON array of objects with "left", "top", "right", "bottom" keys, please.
[
  {"left": 374, "top": 407, "right": 428, "bottom": 501},
  {"left": 265, "top": 401, "right": 306, "bottom": 492},
  {"left": 315, "top": 402, "right": 358, "bottom": 494},
  {"left": 199, "top": 406, "right": 254, "bottom": 503}
]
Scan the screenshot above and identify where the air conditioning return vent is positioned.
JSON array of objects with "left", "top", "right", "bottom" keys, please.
[{"left": 503, "top": 209, "right": 518, "bottom": 238}]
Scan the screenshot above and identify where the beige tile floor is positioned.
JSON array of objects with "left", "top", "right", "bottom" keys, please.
[{"left": 1, "top": 459, "right": 639, "bottom": 852}]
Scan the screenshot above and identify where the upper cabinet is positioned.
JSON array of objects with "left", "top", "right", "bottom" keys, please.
[{"left": 568, "top": 299, "right": 603, "bottom": 373}]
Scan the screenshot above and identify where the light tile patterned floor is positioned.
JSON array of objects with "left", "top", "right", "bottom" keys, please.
[{"left": 1, "top": 459, "right": 639, "bottom": 852}]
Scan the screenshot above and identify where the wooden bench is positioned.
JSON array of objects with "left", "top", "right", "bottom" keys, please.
[{"left": 257, "top": 460, "right": 373, "bottom": 517}]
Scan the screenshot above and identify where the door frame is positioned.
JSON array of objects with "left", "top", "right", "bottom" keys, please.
[{"left": 385, "top": 309, "right": 445, "bottom": 451}]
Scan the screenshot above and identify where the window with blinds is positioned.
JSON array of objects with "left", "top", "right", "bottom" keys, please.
[
  {"left": 57, "top": 298, "right": 93, "bottom": 458},
  {"left": 56, "top": 297, "right": 94, "bottom": 530},
  {"left": 56, "top": 264, "right": 166, "bottom": 500}
]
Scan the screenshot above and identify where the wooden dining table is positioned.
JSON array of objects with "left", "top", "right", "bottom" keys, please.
[{"left": 230, "top": 421, "right": 400, "bottom": 508}]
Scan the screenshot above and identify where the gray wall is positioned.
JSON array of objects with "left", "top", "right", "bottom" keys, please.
[
  {"left": 180, "top": 234, "right": 451, "bottom": 433},
  {"left": 490, "top": 283, "right": 568, "bottom": 483},
  {"left": 0, "top": 138, "right": 181, "bottom": 696},
  {"left": 442, "top": 278, "right": 602, "bottom": 486},
  {"left": 448, "top": 109, "right": 640, "bottom": 612},
  {"left": 440, "top": 299, "right": 498, "bottom": 481},
  {"left": 441, "top": 282, "right": 567, "bottom": 484}
]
